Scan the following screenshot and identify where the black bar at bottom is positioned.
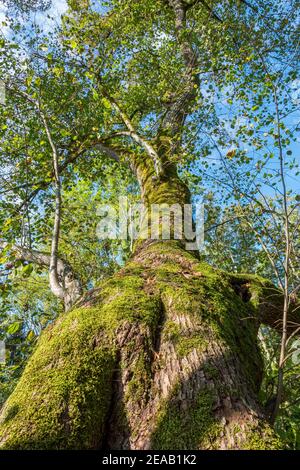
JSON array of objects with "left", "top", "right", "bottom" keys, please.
[{"left": 0, "top": 450, "right": 298, "bottom": 466}]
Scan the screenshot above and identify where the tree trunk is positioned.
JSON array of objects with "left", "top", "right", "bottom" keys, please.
[{"left": 0, "top": 169, "right": 287, "bottom": 450}]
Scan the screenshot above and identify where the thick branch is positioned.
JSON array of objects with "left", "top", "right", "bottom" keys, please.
[
  {"left": 0, "top": 242, "right": 82, "bottom": 311},
  {"left": 92, "top": 142, "right": 120, "bottom": 162},
  {"left": 231, "top": 275, "right": 300, "bottom": 335}
]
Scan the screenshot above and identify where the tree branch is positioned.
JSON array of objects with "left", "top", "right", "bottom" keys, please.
[
  {"left": 231, "top": 274, "right": 300, "bottom": 336},
  {"left": 197, "top": 0, "right": 223, "bottom": 23},
  {"left": 39, "top": 107, "right": 65, "bottom": 302},
  {"left": 0, "top": 242, "right": 82, "bottom": 311},
  {"left": 100, "top": 88, "right": 163, "bottom": 176},
  {"left": 5, "top": 82, "right": 76, "bottom": 306},
  {"left": 4, "top": 81, "right": 126, "bottom": 215},
  {"left": 160, "top": 0, "right": 200, "bottom": 149}
]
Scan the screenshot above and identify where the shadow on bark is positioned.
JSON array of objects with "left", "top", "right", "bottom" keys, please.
[{"left": 103, "top": 350, "right": 131, "bottom": 449}]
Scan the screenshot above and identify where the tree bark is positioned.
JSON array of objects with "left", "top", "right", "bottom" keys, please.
[{"left": 0, "top": 172, "right": 295, "bottom": 450}]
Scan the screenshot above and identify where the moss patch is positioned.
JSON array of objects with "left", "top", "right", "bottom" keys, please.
[
  {"left": 163, "top": 320, "right": 208, "bottom": 358},
  {"left": 0, "top": 306, "right": 116, "bottom": 449},
  {"left": 0, "top": 270, "right": 162, "bottom": 450},
  {"left": 241, "top": 425, "right": 285, "bottom": 450},
  {"left": 151, "top": 388, "right": 221, "bottom": 450}
]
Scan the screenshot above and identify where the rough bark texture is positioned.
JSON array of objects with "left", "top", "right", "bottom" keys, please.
[{"left": 0, "top": 239, "right": 287, "bottom": 449}]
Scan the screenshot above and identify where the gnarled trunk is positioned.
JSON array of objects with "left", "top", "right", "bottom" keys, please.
[{"left": 0, "top": 171, "right": 291, "bottom": 450}]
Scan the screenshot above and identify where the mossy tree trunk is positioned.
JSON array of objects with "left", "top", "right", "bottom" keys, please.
[{"left": 0, "top": 163, "right": 297, "bottom": 450}]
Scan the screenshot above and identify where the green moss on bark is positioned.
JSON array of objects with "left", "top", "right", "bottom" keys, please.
[
  {"left": 163, "top": 320, "right": 208, "bottom": 358},
  {"left": 241, "top": 425, "right": 285, "bottom": 450},
  {"left": 0, "top": 270, "right": 161, "bottom": 449},
  {"left": 0, "top": 306, "right": 116, "bottom": 449},
  {"left": 139, "top": 243, "right": 263, "bottom": 391},
  {"left": 151, "top": 388, "right": 220, "bottom": 450}
]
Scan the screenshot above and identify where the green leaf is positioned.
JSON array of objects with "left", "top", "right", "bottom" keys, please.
[
  {"left": 22, "top": 264, "right": 33, "bottom": 277},
  {"left": 27, "top": 330, "right": 36, "bottom": 342},
  {"left": 102, "top": 98, "right": 111, "bottom": 110},
  {"left": 7, "top": 322, "right": 21, "bottom": 335}
]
